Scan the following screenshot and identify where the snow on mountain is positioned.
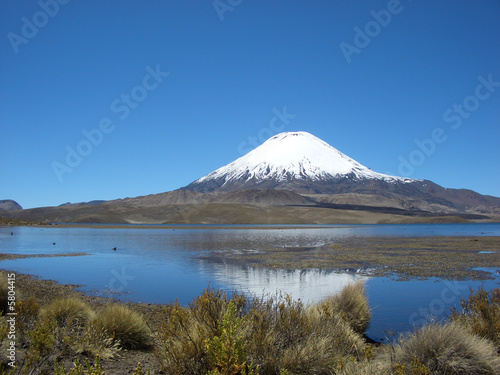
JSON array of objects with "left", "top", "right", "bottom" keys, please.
[{"left": 190, "top": 132, "right": 415, "bottom": 190}]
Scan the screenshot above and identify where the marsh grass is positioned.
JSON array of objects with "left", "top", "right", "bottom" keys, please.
[
  {"left": 74, "top": 320, "right": 121, "bottom": 360},
  {"left": 94, "top": 304, "right": 152, "bottom": 350},
  {"left": 154, "top": 287, "right": 366, "bottom": 374},
  {"left": 451, "top": 286, "right": 500, "bottom": 348},
  {"left": 39, "top": 297, "right": 94, "bottom": 327},
  {"left": 321, "top": 280, "right": 371, "bottom": 334},
  {"left": 245, "top": 292, "right": 366, "bottom": 374},
  {"left": 154, "top": 289, "right": 234, "bottom": 374},
  {"left": 2, "top": 279, "right": 497, "bottom": 374},
  {"left": 392, "top": 321, "right": 500, "bottom": 374}
]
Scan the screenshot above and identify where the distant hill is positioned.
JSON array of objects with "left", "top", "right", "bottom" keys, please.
[{"left": 0, "top": 200, "right": 22, "bottom": 210}]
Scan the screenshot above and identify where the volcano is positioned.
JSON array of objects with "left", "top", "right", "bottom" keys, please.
[
  {"left": 184, "top": 131, "right": 415, "bottom": 194},
  {"left": 182, "top": 131, "right": 500, "bottom": 214},
  {"left": 4, "top": 132, "right": 500, "bottom": 224}
]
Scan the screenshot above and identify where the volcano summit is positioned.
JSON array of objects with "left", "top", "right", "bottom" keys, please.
[{"left": 184, "top": 131, "right": 415, "bottom": 194}]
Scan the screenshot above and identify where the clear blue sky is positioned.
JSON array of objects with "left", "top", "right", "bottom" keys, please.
[{"left": 1, "top": 0, "right": 499, "bottom": 209}]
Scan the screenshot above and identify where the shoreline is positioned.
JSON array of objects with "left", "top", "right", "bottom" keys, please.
[
  {"left": 3, "top": 221, "right": 500, "bottom": 231},
  {"left": 0, "top": 268, "right": 166, "bottom": 373},
  {"left": 1, "top": 246, "right": 498, "bottom": 373}
]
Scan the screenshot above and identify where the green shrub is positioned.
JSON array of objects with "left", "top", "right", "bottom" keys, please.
[
  {"left": 24, "top": 320, "right": 57, "bottom": 372},
  {"left": 392, "top": 321, "right": 500, "bottom": 374},
  {"left": 205, "top": 301, "right": 256, "bottom": 374},
  {"left": 322, "top": 280, "right": 371, "bottom": 334},
  {"left": 451, "top": 287, "right": 500, "bottom": 348},
  {"left": 94, "top": 304, "right": 152, "bottom": 350},
  {"left": 54, "top": 357, "right": 105, "bottom": 375},
  {"left": 39, "top": 297, "right": 94, "bottom": 327}
]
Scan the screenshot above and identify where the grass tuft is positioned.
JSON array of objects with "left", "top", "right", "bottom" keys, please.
[
  {"left": 95, "top": 304, "right": 152, "bottom": 350},
  {"left": 321, "top": 280, "right": 371, "bottom": 334},
  {"left": 392, "top": 321, "right": 500, "bottom": 374},
  {"left": 39, "top": 297, "right": 94, "bottom": 327},
  {"left": 245, "top": 290, "right": 366, "bottom": 374}
]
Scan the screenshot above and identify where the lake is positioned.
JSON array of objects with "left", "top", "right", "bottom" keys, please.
[{"left": 1, "top": 223, "right": 499, "bottom": 342}]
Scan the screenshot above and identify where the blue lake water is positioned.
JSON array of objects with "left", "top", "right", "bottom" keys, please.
[{"left": 0, "top": 223, "right": 499, "bottom": 342}]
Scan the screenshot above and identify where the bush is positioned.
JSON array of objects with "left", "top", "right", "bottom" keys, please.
[
  {"left": 154, "top": 288, "right": 237, "bottom": 374},
  {"left": 392, "top": 321, "right": 500, "bottom": 374},
  {"left": 451, "top": 287, "right": 500, "bottom": 348},
  {"left": 94, "top": 304, "right": 152, "bottom": 350},
  {"left": 17, "top": 297, "right": 41, "bottom": 335},
  {"left": 321, "top": 280, "right": 371, "bottom": 334},
  {"left": 245, "top": 292, "right": 365, "bottom": 374},
  {"left": 205, "top": 301, "right": 255, "bottom": 374},
  {"left": 154, "top": 286, "right": 367, "bottom": 374},
  {"left": 39, "top": 297, "right": 94, "bottom": 327}
]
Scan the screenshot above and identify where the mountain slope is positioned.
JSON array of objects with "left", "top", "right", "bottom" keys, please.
[
  {"left": 3, "top": 132, "right": 499, "bottom": 224},
  {"left": 182, "top": 131, "right": 500, "bottom": 214},
  {"left": 0, "top": 199, "right": 22, "bottom": 210}
]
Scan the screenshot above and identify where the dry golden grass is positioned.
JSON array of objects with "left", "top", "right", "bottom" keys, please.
[
  {"left": 94, "top": 304, "right": 152, "bottom": 350},
  {"left": 392, "top": 321, "right": 500, "bottom": 374},
  {"left": 154, "top": 287, "right": 366, "bottom": 374},
  {"left": 245, "top": 292, "right": 365, "bottom": 374},
  {"left": 154, "top": 289, "right": 235, "bottom": 374},
  {"left": 39, "top": 297, "right": 94, "bottom": 327},
  {"left": 321, "top": 280, "right": 371, "bottom": 334}
]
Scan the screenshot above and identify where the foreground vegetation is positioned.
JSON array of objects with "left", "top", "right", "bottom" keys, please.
[{"left": 0, "top": 274, "right": 499, "bottom": 374}]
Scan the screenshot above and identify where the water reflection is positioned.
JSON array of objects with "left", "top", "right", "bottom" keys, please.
[
  {"left": 1, "top": 224, "right": 499, "bottom": 342},
  {"left": 199, "top": 261, "right": 370, "bottom": 304}
]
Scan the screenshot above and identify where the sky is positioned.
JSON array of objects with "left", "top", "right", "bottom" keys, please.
[{"left": 1, "top": 0, "right": 499, "bottom": 209}]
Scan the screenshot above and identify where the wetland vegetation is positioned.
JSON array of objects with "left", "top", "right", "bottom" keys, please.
[
  {"left": 0, "top": 271, "right": 499, "bottom": 374},
  {"left": 204, "top": 236, "right": 500, "bottom": 280}
]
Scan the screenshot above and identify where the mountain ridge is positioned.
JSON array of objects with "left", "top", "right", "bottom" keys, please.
[
  {"left": 181, "top": 131, "right": 500, "bottom": 215},
  {"left": 2, "top": 131, "right": 499, "bottom": 224}
]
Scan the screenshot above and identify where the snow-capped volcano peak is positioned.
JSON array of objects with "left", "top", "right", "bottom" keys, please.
[{"left": 184, "top": 131, "right": 414, "bottom": 193}]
